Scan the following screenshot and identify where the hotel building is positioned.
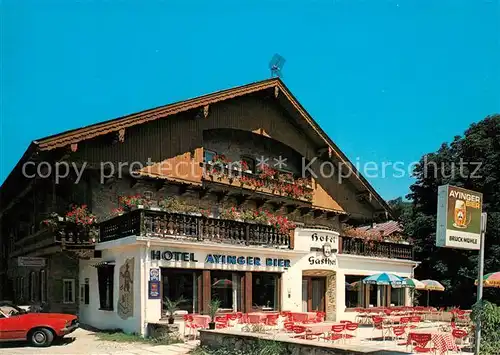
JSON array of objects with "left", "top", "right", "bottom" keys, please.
[{"left": 0, "top": 78, "right": 417, "bottom": 335}]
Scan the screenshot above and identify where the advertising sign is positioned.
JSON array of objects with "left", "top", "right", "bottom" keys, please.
[
  {"left": 148, "top": 281, "right": 161, "bottom": 299},
  {"left": 436, "top": 185, "right": 483, "bottom": 250}
]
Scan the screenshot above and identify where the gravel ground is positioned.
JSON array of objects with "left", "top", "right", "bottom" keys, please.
[{"left": 0, "top": 328, "right": 199, "bottom": 355}]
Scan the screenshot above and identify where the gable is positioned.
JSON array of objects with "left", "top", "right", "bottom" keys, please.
[{"left": 1, "top": 78, "right": 391, "bottom": 219}]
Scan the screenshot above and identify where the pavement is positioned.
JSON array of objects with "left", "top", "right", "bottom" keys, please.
[{"left": 0, "top": 328, "right": 199, "bottom": 355}]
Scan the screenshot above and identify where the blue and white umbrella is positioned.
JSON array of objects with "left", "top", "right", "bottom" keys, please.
[{"left": 362, "top": 273, "right": 404, "bottom": 286}]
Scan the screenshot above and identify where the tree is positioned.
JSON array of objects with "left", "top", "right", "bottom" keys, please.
[
  {"left": 404, "top": 114, "right": 500, "bottom": 308},
  {"left": 387, "top": 197, "right": 411, "bottom": 221}
]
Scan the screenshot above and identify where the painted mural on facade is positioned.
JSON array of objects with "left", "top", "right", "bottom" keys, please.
[{"left": 117, "top": 257, "right": 134, "bottom": 320}]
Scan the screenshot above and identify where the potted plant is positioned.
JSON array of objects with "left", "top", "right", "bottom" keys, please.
[
  {"left": 207, "top": 299, "right": 221, "bottom": 330},
  {"left": 163, "top": 296, "right": 186, "bottom": 324}
]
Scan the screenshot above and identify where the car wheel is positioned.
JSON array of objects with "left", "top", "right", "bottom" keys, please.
[{"left": 29, "top": 328, "right": 54, "bottom": 347}]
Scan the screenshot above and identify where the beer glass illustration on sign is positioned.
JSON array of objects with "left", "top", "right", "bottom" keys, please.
[{"left": 453, "top": 199, "right": 469, "bottom": 228}]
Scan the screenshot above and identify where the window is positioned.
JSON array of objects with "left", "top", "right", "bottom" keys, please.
[
  {"left": 29, "top": 272, "right": 38, "bottom": 302},
  {"left": 240, "top": 156, "right": 255, "bottom": 173},
  {"left": 345, "top": 275, "right": 366, "bottom": 308},
  {"left": 391, "top": 286, "right": 405, "bottom": 306},
  {"left": 162, "top": 269, "right": 200, "bottom": 314},
  {"left": 211, "top": 271, "right": 242, "bottom": 312},
  {"left": 204, "top": 150, "right": 217, "bottom": 163},
  {"left": 63, "top": 279, "right": 75, "bottom": 304},
  {"left": 97, "top": 265, "right": 114, "bottom": 310},
  {"left": 39, "top": 270, "right": 46, "bottom": 303},
  {"left": 252, "top": 273, "right": 279, "bottom": 311},
  {"left": 18, "top": 277, "right": 24, "bottom": 301}
]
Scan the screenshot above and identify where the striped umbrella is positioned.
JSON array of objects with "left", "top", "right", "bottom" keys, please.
[
  {"left": 420, "top": 280, "right": 445, "bottom": 291},
  {"left": 420, "top": 279, "right": 445, "bottom": 306},
  {"left": 401, "top": 278, "right": 426, "bottom": 290},
  {"left": 475, "top": 272, "right": 500, "bottom": 288},
  {"left": 362, "top": 273, "right": 404, "bottom": 286}
]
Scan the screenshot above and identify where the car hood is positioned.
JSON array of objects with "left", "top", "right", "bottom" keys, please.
[{"left": 24, "top": 313, "right": 77, "bottom": 321}]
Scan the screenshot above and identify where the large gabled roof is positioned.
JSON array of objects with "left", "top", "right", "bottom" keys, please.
[{"left": 1, "top": 78, "right": 393, "bottom": 217}]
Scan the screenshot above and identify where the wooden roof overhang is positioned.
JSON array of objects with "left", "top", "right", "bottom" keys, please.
[{"left": 0, "top": 78, "right": 393, "bottom": 218}]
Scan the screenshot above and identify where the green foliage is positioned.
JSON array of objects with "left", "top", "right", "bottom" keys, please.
[
  {"left": 190, "top": 339, "right": 288, "bottom": 355},
  {"left": 471, "top": 300, "right": 500, "bottom": 354},
  {"left": 207, "top": 299, "right": 221, "bottom": 321},
  {"left": 401, "top": 114, "right": 500, "bottom": 307},
  {"left": 162, "top": 296, "right": 187, "bottom": 318}
]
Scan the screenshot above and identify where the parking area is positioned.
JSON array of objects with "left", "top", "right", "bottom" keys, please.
[{"left": 0, "top": 328, "right": 198, "bottom": 355}]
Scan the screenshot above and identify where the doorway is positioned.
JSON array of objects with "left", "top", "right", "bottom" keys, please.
[{"left": 302, "top": 276, "right": 326, "bottom": 312}]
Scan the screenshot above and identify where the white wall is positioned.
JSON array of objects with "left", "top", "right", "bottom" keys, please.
[
  {"left": 79, "top": 231, "right": 416, "bottom": 335},
  {"left": 79, "top": 244, "right": 143, "bottom": 335}
]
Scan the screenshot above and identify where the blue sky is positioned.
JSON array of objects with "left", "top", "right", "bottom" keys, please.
[{"left": 1, "top": 0, "right": 499, "bottom": 200}]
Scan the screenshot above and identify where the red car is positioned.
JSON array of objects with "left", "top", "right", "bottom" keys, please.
[{"left": 0, "top": 302, "right": 79, "bottom": 347}]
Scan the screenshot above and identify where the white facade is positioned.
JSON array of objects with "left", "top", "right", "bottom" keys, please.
[{"left": 78, "top": 228, "right": 418, "bottom": 335}]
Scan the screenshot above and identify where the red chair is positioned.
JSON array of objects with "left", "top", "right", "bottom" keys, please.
[
  {"left": 344, "top": 322, "right": 359, "bottom": 342},
  {"left": 266, "top": 314, "right": 279, "bottom": 332},
  {"left": 390, "top": 326, "right": 407, "bottom": 346},
  {"left": 409, "top": 333, "right": 435, "bottom": 353},
  {"left": 214, "top": 315, "right": 228, "bottom": 329},
  {"left": 322, "top": 324, "right": 345, "bottom": 343},
  {"left": 315, "top": 311, "right": 326, "bottom": 323},
  {"left": 291, "top": 325, "right": 308, "bottom": 339},
  {"left": 283, "top": 321, "right": 295, "bottom": 333},
  {"left": 410, "top": 316, "right": 422, "bottom": 329},
  {"left": 183, "top": 314, "right": 199, "bottom": 339},
  {"left": 452, "top": 328, "right": 470, "bottom": 352},
  {"left": 372, "top": 316, "right": 390, "bottom": 341}
]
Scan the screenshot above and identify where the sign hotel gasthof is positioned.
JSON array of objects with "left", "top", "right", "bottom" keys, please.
[{"left": 436, "top": 185, "right": 483, "bottom": 250}]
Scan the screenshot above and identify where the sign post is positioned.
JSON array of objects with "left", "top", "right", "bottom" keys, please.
[
  {"left": 436, "top": 185, "right": 485, "bottom": 355},
  {"left": 474, "top": 212, "right": 487, "bottom": 355}
]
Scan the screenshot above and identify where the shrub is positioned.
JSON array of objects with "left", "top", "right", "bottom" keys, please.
[{"left": 471, "top": 300, "right": 500, "bottom": 355}]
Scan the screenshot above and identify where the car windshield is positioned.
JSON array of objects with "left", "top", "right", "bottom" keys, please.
[{"left": 0, "top": 304, "right": 24, "bottom": 317}]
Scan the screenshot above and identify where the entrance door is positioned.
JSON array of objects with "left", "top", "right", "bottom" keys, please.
[{"left": 302, "top": 277, "right": 326, "bottom": 312}]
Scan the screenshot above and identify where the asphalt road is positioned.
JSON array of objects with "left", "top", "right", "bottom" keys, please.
[{"left": 0, "top": 328, "right": 198, "bottom": 355}]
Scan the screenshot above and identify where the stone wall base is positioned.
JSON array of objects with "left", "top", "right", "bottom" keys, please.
[{"left": 199, "top": 330, "right": 408, "bottom": 355}]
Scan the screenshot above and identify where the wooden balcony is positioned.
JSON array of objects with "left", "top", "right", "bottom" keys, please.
[
  {"left": 340, "top": 236, "right": 413, "bottom": 260},
  {"left": 201, "top": 163, "right": 313, "bottom": 203},
  {"left": 99, "top": 209, "right": 292, "bottom": 249},
  {"left": 9, "top": 224, "right": 96, "bottom": 259}
]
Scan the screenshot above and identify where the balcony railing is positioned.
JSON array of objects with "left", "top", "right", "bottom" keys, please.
[
  {"left": 341, "top": 236, "right": 413, "bottom": 260},
  {"left": 100, "top": 209, "right": 291, "bottom": 249}
]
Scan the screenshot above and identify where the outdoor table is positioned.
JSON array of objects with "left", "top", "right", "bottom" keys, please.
[
  {"left": 383, "top": 316, "right": 402, "bottom": 323},
  {"left": 191, "top": 314, "right": 210, "bottom": 328},
  {"left": 302, "top": 323, "right": 337, "bottom": 334},
  {"left": 407, "top": 331, "right": 458, "bottom": 355},
  {"left": 291, "top": 312, "right": 317, "bottom": 322}
]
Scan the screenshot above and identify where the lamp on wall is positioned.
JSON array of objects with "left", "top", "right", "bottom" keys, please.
[{"left": 287, "top": 288, "right": 291, "bottom": 298}]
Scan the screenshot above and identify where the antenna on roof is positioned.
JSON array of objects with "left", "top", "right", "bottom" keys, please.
[{"left": 269, "top": 53, "right": 286, "bottom": 78}]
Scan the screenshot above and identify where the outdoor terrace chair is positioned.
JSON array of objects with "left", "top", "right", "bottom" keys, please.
[
  {"left": 372, "top": 316, "right": 391, "bottom": 341},
  {"left": 283, "top": 321, "right": 295, "bottom": 333},
  {"left": 452, "top": 328, "right": 471, "bottom": 354},
  {"left": 291, "top": 325, "right": 309, "bottom": 339},
  {"left": 409, "top": 333, "right": 435, "bottom": 353},
  {"left": 343, "top": 322, "right": 359, "bottom": 343},
  {"left": 320, "top": 324, "right": 345, "bottom": 343},
  {"left": 390, "top": 325, "right": 408, "bottom": 347}
]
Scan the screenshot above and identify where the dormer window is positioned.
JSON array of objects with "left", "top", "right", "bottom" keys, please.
[{"left": 204, "top": 150, "right": 217, "bottom": 164}]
